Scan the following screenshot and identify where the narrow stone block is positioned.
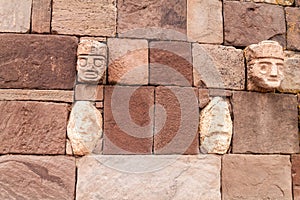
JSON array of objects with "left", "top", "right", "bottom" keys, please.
[
  {"left": 75, "top": 84, "right": 103, "bottom": 101},
  {"left": 32, "top": 0, "right": 51, "bottom": 33},
  {"left": 226, "top": 0, "right": 294, "bottom": 6},
  {"left": 293, "top": 155, "right": 300, "bottom": 200},
  {"left": 286, "top": 7, "right": 300, "bottom": 51}
]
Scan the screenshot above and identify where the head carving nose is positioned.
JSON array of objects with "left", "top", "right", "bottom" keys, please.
[{"left": 270, "top": 64, "right": 278, "bottom": 77}]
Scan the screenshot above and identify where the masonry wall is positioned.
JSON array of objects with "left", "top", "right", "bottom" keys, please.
[{"left": 0, "top": 0, "right": 300, "bottom": 199}]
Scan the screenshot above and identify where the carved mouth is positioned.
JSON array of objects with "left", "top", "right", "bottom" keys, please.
[{"left": 84, "top": 72, "right": 98, "bottom": 79}]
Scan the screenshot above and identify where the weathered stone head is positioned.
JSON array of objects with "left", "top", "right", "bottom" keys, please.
[
  {"left": 77, "top": 39, "right": 107, "bottom": 84},
  {"left": 245, "top": 40, "right": 284, "bottom": 91}
]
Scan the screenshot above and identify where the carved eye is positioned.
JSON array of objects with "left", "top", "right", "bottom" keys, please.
[
  {"left": 94, "top": 58, "right": 105, "bottom": 67},
  {"left": 260, "top": 64, "right": 268, "bottom": 74},
  {"left": 79, "top": 58, "right": 87, "bottom": 67}
]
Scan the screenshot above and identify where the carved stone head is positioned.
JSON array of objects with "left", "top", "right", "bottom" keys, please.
[
  {"left": 245, "top": 40, "right": 284, "bottom": 91},
  {"left": 77, "top": 39, "right": 107, "bottom": 84}
]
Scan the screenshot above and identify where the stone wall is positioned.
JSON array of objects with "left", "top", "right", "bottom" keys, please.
[{"left": 0, "top": 0, "right": 299, "bottom": 199}]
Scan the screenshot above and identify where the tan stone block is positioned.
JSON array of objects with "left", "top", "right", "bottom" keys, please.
[
  {"left": 0, "top": 0, "right": 31, "bottom": 33},
  {"left": 75, "top": 84, "right": 103, "bottom": 101},
  {"left": 286, "top": 7, "right": 300, "bottom": 51},
  {"left": 227, "top": 0, "right": 294, "bottom": 5},
  {"left": 31, "top": 0, "right": 51, "bottom": 33},
  {"left": 187, "top": 0, "right": 223, "bottom": 43},
  {"left": 52, "top": 0, "right": 116, "bottom": 36}
]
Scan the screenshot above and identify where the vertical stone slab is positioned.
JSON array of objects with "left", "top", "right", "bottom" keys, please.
[
  {"left": 187, "top": 0, "right": 223, "bottom": 43},
  {"left": 292, "top": 155, "right": 300, "bottom": 200},
  {"left": 32, "top": 0, "right": 51, "bottom": 33},
  {"left": 0, "top": 0, "right": 32, "bottom": 33},
  {"left": 286, "top": 7, "right": 300, "bottom": 51},
  {"left": 0, "top": 155, "right": 75, "bottom": 200},
  {"left": 222, "top": 155, "right": 292, "bottom": 200},
  {"left": 232, "top": 91, "right": 299, "bottom": 153}
]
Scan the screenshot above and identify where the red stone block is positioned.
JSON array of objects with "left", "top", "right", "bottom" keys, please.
[
  {"left": 293, "top": 155, "right": 300, "bottom": 200},
  {"left": 32, "top": 0, "right": 51, "bottom": 33},
  {"left": 286, "top": 7, "right": 300, "bottom": 51}
]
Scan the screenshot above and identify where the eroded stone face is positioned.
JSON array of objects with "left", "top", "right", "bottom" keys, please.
[
  {"left": 245, "top": 40, "right": 284, "bottom": 91},
  {"left": 77, "top": 40, "right": 107, "bottom": 84}
]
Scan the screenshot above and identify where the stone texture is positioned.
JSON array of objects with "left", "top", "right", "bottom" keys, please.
[
  {"left": 232, "top": 92, "right": 299, "bottom": 153},
  {"left": 187, "top": 0, "right": 223, "bottom": 43},
  {"left": 293, "top": 155, "right": 300, "bottom": 200},
  {"left": 286, "top": 7, "right": 300, "bottom": 51},
  {"left": 154, "top": 86, "right": 199, "bottom": 154},
  {"left": 0, "top": 155, "right": 75, "bottom": 200},
  {"left": 279, "top": 51, "right": 300, "bottom": 93},
  {"left": 52, "top": 0, "right": 116, "bottom": 36},
  {"left": 75, "top": 84, "right": 103, "bottom": 101},
  {"left": 118, "top": 0, "right": 187, "bottom": 40},
  {"left": 224, "top": 1, "right": 286, "bottom": 47},
  {"left": 0, "top": 0, "right": 32, "bottom": 33},
  {"left": 76, "top": 155, "right": 221, "bottom": 200},
  {"left": 0, "top": 34, "right": 77, "bottom": 89},
  {"left": 32, "top": 0, "right": 51, "bottom": 33},
  {"left": 227, "top": 0, "right": 294, "bottom": 5},
  {"left": 103, "top": 86, "right": 154, "bottom": 154},
  {"left": 193, "top": 43, "right": 245, "bottom": 90},
  {"left": 150, "top": 41, "right": 193, "bottom": 86},
  {"left": 108, "top": 38, "right": 148, "bottom": 85},
  {"left": 297, "top": 0, "right": 300, "bottom": 6},
  {"left": 222, "top": 155, "right": 292, "bottom": 200},
  {"left": 67, "top": 101, "right": 102, "bottom": 156},
  {"left": 198, "top": 89, "right": 211, "bottom": 108},
  {"left": 199, "top": 97, "right": 232, "bottom": 154},
  {"left": 0, "top": 101, "right": 69, "bottom": 154}
]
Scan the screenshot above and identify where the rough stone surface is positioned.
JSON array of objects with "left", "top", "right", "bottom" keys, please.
[
  {"left": 76, "top": 155, "right": 221, "bottom": 200},
  {"left": 0, "top": 0, "right": 32, "bottom": 33},
  {"left": 232, "top": 92, "right": 299, "bottom": 153},
  {"left": 118, "top": 0, "right": 187, "bottom": 40},
  {"left": 52, "top": 0, "right": 116, "bottom": 36},
  {"left": 103, "top": 86, "right": 154, "bottom": 154},
  {"left": 154, "top": 86, "right": 199, "bottom": 154},
  {"left": 32, "top": 0, "right": 51, "bottom": 33},
  {"left": 0, "top": 101, "right": 69, "bottom": 154},
  {"left": 222, "top": 155, "right": 292, "bottom": 200},
  {"left": 293, "top": 155, "right": 300, "bottom": 200},
  {"left": 199, "top": 97, "right": 232, "bottom": 154},
  {"left": 0, "top": 155, "right": 75, "bottom": 200},
  {"left": 297, "top": 0, "right": 300, "bottom": 6},
  {"left": 286, "top": 7, "right": 300, "bottom": 51},
  {"left": 0, "top": 34, "right": 77, "bottom": 89},
  {"left": 67, "top": 101, "right": 102, "bottom": 156},
  {"left": 75, "top": 84, "right": 103, "bottom": 101},
  {"left": 108, "top": 38, "right": 148, "bottom": 85},
  {"left": 198, "top": 89, "right": 210, "bottom": 108},
  {"left": 227, "top": 0, "right": 294, "bottom": 5},
  {"left": 193, "top": 43, "right": 245, "bottom": 90},
  {"left": 279, "top": 51, "right": 300, "bottom": 93},
  {"left": 187, "top": 0, "right": 223, "bottom": 43},
  {"left": 224, "top": 1, "right": 286, "bottom": 47},
  {"left": 150, "top": 41, "right": 193, "bottom": 86}
]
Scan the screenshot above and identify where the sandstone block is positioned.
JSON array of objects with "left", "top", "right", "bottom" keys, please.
[
  {"left": 293, "top": 155, "right": 300, "bottom": 200},
  {"left": 193, "top": 43, "right": 245, "bottom": 90},
  {"left": 286, "top": 7, "right": 300, "bottom": 51},
  {"left": 150, "top": 41, "right": 193, "bottom": 86},
  {"left": 32, "top": 0, "right": 51, "bottom": 33},
  {"left": 0, "top": 155, "right": 75, "bottom": 200},
  {"left": 199, "top": 89, "right": 210, "bottom": 108},
  {"left": 224, "top": 1, "right": 286, "bottom": 47},
  {"left": 0, "top": 0, "right": 31, "bottom": 33},
  {"left": 297, "top": 0, "right": 300, "bottom": 6},
  {"left": 75, "top": 84, "right": 103, "bottom": 101},
  {"left": 232, "top": 92, "right": 299, "bottom": 153},
  {"left": 108, "top": 38, "right": 148, "bottom": 85},
  {"left": 76, "top": 155, "right": 221, "bottom": 200},
  {"left": 0, "top": 34, "right": 77, "bottom": 89},
  {"left": 222, "top": 155, "right": 292, "bottom": 200},
  {"left": 52, "top": 0, "right": 116, "bottom": 36},
  {"left": 0, "top": 101, "right": 69, "bottom": 154},
  {"left": 187, "top": 0, "right": 223, "bottom": 43},
  {"left": 227, "top": 0, "right": 294, "bottom": 6},
  {"left": 103, "top": 86, "right": 154, "bottom": 154}
]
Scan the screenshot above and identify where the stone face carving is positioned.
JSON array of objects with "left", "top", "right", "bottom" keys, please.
[
  {"left": 77, "top": 39, "right": 107, "bottom": 84},
  {"left": 245, "top": 40, "right": 284, "bottom": 91}
]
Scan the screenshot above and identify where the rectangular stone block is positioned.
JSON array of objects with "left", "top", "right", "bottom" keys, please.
[
  {"left": 31, "top": 0, "right": 51, "bottom": 33},
  {"left": 293, "top": 155, "right": 300, "bottom": 200},
  {"left": 108, "top": 38, "right": 148, "bottom": 85},
  {"left": 0, "top": 101, "right": 69, "bottom": 154},
  {"left": 118, "top": 0, "right": 187, "bottom": 40},
  {"left": 286, "top": 7, "right": 300, "bottom": 51},
  {"left": 0, "top": 0, "right": 32, "bottom": 33},
  {"left": 222, "top": 155, "right": 292, "bottom": 200},
  {"left": 224, "top": 1, "right": 286, "bottom": 47},
  {"left": 154, "top": 86, "right": 199, "bottom": 154},
  {"left": 0, "top": 34, "right": 77, "bottom": 89},
  {"left": 0, "top": 155, "right": 75, "bottom": 200},
  {"left": 52, "top": 0, "right": 116, "bottom": 36},
  {"left": 75, "top": 84, "right": 103, "bottom": 101},
  {"left": 187, "top": 0, "right": 223, "bottom": 43},
  {"left": 232, "top": 92, "right": 299, "bottom": 153},
  {"left": 227, "top": 0, "right": 294, "bottom": 5},
  {"left": 76, "top": 155, "right": 221, "bottom": 200},
  {"left": 193, "top": 43, "right": 245, "bottom": 90},
  {"left": 103, "top": 86, "right": 154, "bottom": 154},
  {"left": 150, "top": 41, "right": 193, "bottom": 86}
]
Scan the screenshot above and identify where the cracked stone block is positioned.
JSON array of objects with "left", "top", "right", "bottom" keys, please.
[
  {"left": 32, "top": 0, "right": 51, "bottom": 33},
  {"left": 224, "top": 1, "right": 286, "bottom": 47},
  {"left": 222, "top": 154, "right": 292, "bottom": 200},
  {"left": 76, "top": 155, "right": 221, "bottom": 200},
  {"left": 286, "top": 7, "right": 300, "bottom": 51},
  {"left": 0, "top": 155, "right": 75, "bottom": 200},
  {"left": 227, "top": 0, "right": 294, "bottom": 5}
]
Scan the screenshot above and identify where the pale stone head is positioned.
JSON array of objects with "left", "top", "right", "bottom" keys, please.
[
  {"left": 77, "top": 40, "right": 107, "bottom": 84},
  {"left": 245, "top": 40, "right": 284, "bottom": 89}
]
